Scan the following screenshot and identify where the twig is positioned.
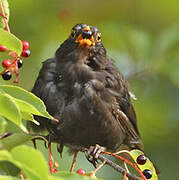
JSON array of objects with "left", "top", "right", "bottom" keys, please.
[
  {"left": 97, "top": 154, "right": 141, "bottom": 180},
  {"left": 0, "top": 0, "right": 10, "bottom": 32}
]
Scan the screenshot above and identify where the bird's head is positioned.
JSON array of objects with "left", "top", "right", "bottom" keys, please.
[
  {"left": 56, "top": 24, "right": 106, "bottom": 69},
  {"left": 56, "top": 24, "right": 105, "bottom": 54},
  {"left": 70, "top": 24, "right": 102, "bottom": 49}
]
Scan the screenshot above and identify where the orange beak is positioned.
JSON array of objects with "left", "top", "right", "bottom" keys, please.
[{"left": 75, "top": 26, "right": 95, "bottom": 47}]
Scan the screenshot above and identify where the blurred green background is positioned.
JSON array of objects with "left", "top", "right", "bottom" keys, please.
[{"left": 1, "top": 0, "right": 179, "bottom": 179}]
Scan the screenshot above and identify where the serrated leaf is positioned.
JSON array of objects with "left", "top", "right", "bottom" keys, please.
[
  {"left": 129, "top": 149, "right": 158, "bottom": 180},
  {"left": 0, "top": 85, "right": 53, "bottom": 120},
  {"left": 0, "top": 92, "right": 22, "bottom": 130},
  {"left": 0, "top": 0, "right": 9, "bottom": 29},
  {"left": 0, "top": 115, "right": 7, "bottom": 134},
  {"left": 0, "top": 28, "right": 22, "bottom": 56},
  {"left": 11, "top": 146, "right": 49, "bottom": 180}
]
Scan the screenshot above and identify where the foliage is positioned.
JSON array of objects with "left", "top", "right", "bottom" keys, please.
[
  {"left": 0, "top": 85, "right": 53, "bottom": 133},
  {"left": 0, "top": 28, "right": 22, "bottom": 56},
  {"left": 0, "top": 87, "right": 104, "bottom": 179},
  {"left": 0, "top": 0, "right": 179, "bottom": 179},
  {"left": 0, "top": 144, "right": 101, "bottom": 180}
]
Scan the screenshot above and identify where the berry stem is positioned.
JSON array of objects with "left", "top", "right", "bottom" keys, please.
[
  {"left": 48, "top": 143, "right": 54, "bottom": 174},
  {"left": 48, "top": 143, "right": 58, "bottom": 174},
  {"left": 70, "top": 151, "right": 78, "bottom": 173},
  {"left": 97, "top": 154, "right": 141, "bottom": 180},
  {"left": 0, "top": 0, "right": 10, "bottom": 32},
  {"left": 89, "top": 160, "right": 106, "bottom": 177},
  {"left": 102, "top": 151, "right": 147, "bottom": 180},
  {"left": 19, "top": 171, "right": 26, "bottom": 180},
  {"left": 123, "top": 171, "right": 127, "bottom": 180}
]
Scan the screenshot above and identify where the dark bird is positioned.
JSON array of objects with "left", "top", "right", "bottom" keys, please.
[{"left": 30, "top": 24, "right": 143, "bottom": 158}]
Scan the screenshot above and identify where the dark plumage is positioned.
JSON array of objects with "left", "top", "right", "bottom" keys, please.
[{"left": 30, "top": 24, "right": 143, "bottom": 153}]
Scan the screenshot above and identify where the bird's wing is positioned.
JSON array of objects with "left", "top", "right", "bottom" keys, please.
[
  {"left": 104, "top": 60, "right": 142, "bottom": 148},
  {"left": 29, "top": 58, "right": 64, "bottom": 131}
]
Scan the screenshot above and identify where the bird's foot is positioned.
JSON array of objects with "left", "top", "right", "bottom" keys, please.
[{"left": 85, "top": 144, "right": 105, "bottom": 168}]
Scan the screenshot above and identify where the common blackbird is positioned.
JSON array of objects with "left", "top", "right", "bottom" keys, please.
[{"left": 30, "top": 24, "right": 143, "bottom": 154}]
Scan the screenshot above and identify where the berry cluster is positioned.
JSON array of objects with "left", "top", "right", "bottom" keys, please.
[
  {"left": 0, "top": 41, "right": 30, "bottom": 82},
  {"left": 136, "top": 155, "right": 152, "bottom": 179}
]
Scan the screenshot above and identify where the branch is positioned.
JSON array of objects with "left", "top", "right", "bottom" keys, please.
[
  {"left": 32, "top": 135, "right": 142, "bottom": 180},
  {"left": 97, "top": 154, "right": 141, "bottom": 180}
]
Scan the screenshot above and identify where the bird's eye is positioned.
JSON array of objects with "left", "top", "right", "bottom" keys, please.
[
  {"left": 71, "top": 30, "right": 76, "bottom": 39},
  {"left": 96, "top": 33, "right": 101, "bottom": 42}
]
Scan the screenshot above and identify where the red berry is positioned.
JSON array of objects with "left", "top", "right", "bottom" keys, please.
[
  {"left": 0, "top": 45, "right": 7, "bottom": 52},
  {"left": 136, "top": 155, "right": 147, "bottom": 165},
  {"left": 2, "top": 59, "right": 11, "bottom": 68},
  {"left": 21, "top": 49, "right": 31, "bottom": 58},
  {"left": 143, "top": 169, "right": 152, "bottom": 179},
  {"left": 2, "top": 71, "right": 12, "bottom": 80},
  {"left": 22, "top": 41, "right": 30, "bottom": 50},
  {"left": 76, "top": 169, "right": 86, "bottom": 176}
]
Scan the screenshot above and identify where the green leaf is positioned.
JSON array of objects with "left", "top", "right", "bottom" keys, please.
[
  {"left": 0, "top": 146, "right": 49, "bottom": 180},
  {"left": 0, "top": 175, "right": 20, "bottom": 180},
  {"left": 0, "top": 133, "right": 32, "bottom": 150},
  {"left": 0, "top": 0, "right": 9, "bottom": 29},
  {"left": 129, "top": 149, "right": 158, "bottom": 180},
  {"left": 0, "top": 91, "right": 40, "bottom": 126},
  {"left": 0, "top": 150, "right": 13, "bottom": 161},
  {"left": 21, "top": 111, "right": 39, "bottom": 125},
  {"left": 0, "top": 92, "right": 22, "bottom": 131},
  {"left": 12, "top": 98, "right": 45, "bottom": 125},
  {"left": 0, "top": 115, "right": 7, "bottom": 134},
  {"left": 14, "top": 98, "right": 43, "bottom": 116},
  {"left": 0, "top": 161, "right": 20, "bottom": 176},
  {"left": 48, "top": 176, "right": 64, "bottom": 180},
  {"left": 55, "top": 172, "right": 102, "bottom": 180},
  {"left": 0, "top": 85, "right": 53, "bottom": 119},
  {"left": 11, "top": 146, "right": 49, "bottom": 180},
  {"left": 0, "top": 133, "right": 47, "bottom": 150},
  {"left": 0, "top": 28, "right": 22, "bottom": 56}
]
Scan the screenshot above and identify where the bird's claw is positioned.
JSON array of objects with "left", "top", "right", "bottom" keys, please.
[{"left": 85, "top": 144, "right": 105, "bottom": 168}]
